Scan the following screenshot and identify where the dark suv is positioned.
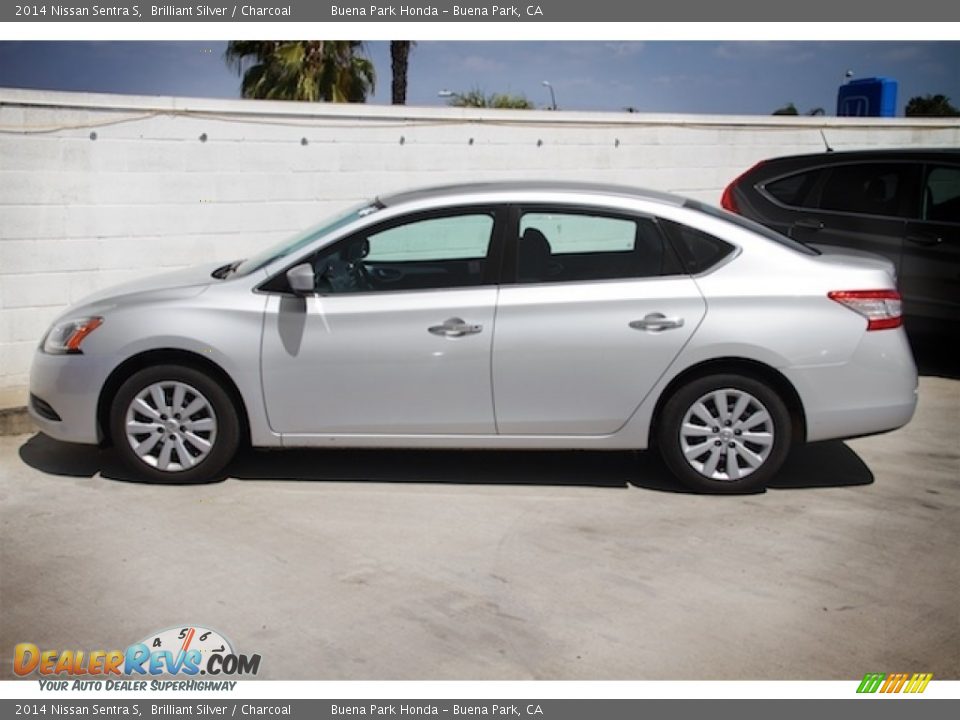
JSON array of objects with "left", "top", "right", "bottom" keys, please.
[{"left": 721, "top": 149, "right": 959, "bottom": 329}]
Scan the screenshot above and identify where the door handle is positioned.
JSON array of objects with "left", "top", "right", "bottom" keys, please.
[
  {"left": 793, "top": 218, "right": 824, "bottom": 231},
  {"left": 630, "top": 313, "right": 685, "bottom": 332},
  {"left": 428, "top": 317, "right": 483, "bottom": 338},
  {"left": 906, "top": 234, "right": 943, "bottom": 247}
]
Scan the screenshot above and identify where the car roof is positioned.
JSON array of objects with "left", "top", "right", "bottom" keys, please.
[
  {"left": 759, "top": 148, "right": 960, "bottom": 166},
  {"left": 378, "top": 181, "right": 688, "bottom": 209}
]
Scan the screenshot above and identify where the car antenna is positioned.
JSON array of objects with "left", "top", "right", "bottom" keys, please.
[{"left": 819, "top": 129, "right": 834, "bottom": 152}]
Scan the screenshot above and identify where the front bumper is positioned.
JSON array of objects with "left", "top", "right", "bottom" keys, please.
[{"left": 28, "top": 348, "right": 108, "bottom": 445}]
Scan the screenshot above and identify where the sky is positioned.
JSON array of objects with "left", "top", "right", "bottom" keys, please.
[{"left": 0, "top": 40, "right": 958, "bottom": 115}]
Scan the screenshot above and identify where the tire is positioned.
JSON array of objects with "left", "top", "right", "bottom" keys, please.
[
  {"left": 110, "top": 364, "right": 240, "bottom": 484},
  {"left": 656, "top": 373, "right": 792, "bottom": 493}
]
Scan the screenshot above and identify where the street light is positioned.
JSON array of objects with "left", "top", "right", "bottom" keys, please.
[{"left": 542, "top": 80, "right": 557, "bottom": 111}]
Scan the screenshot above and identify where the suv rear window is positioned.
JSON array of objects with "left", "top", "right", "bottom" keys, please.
[
  {"left": 818, "top": 163, "right": 913, "bottom": 218},
  {"left": 924, "top": 165, "right": 960, "bottom": 223},
  {"left": 764, "top": 169, "right": 825, "bottom": 207}
]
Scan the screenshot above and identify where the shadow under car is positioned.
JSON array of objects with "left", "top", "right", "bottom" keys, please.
[{"left": 18, "top": 434, "right": 874, "bottom": 494}]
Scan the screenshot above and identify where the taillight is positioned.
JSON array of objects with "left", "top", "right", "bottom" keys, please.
[
  {"left": 720, "top": 161, "right": 765, "bottom": 214},
  {"left": 720, "top": 183, "right": 739, "bottom": 213},
  {"left": 828, "top": 290, "right": 903, "bottom": 331}
]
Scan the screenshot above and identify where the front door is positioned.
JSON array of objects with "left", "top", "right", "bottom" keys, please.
[{"left": 260, "top": 209, "right": 503, "bottom": 435}]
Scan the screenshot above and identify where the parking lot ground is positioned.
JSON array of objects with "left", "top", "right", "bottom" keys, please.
[{"left": 1, "top": 376, "right": 957, "bottom": 681}]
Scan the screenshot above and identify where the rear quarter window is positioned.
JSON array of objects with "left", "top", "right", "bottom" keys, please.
[
  {"left": 659, "top": 219, "right": 736, "bottom": 274},
  {"left": 679, "top": 199, "right": 819, "bottom": 262}
]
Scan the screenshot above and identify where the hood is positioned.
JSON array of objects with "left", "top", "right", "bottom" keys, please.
[{"left": 70, "top": 262, "right": 225, "bottom": 310}]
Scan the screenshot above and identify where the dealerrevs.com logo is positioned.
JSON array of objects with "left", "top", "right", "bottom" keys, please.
[{"left": 14, "top": 626, "right": 261, "bottom": 688}]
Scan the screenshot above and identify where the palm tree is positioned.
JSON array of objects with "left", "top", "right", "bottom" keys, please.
[
  {"left": 390, "top": 41, "right": 413, "bottom": 105},
  {"left": 225, "top": 41, "right": 375, "bottom": 103}
]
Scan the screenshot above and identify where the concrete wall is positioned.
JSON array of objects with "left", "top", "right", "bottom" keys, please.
[{"left": 1, "top": 87, "right": 959, "bottom": 394}]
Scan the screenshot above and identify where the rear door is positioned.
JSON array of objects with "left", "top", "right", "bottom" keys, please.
[
  {"left": 902, "top": 163, "right": 960, "bottom": 322},
  {"left": 492, "top": 207, "right": 706, "bottom": 435},
  {"left": 783, "top": 162, "right": 920, "bottom": 278}
]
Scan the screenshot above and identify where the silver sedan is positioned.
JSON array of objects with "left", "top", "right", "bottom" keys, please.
[{"left": 29, "top": 182, "right": 918, "bottom": 492}]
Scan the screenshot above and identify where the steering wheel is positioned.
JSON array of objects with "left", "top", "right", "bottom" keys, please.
[{"left": 349, "top": 259, "right": 374, "bottom": 291}]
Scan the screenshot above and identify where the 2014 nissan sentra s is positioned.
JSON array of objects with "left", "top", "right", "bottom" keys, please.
[{"left": 29, "top": 182, "right": 918, "bottom": 492}]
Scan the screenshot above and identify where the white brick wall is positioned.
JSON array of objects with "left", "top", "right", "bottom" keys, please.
[{"left": 1, "top": 87, "right": 959, "bottom": 393}]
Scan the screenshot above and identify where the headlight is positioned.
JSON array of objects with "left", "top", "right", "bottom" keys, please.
[{"left": 41, "top": 317, "right": 103, "bottom": 355}]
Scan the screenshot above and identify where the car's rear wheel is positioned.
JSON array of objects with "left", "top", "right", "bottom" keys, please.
[
  {"left": 110, "top": 365, "right": 239, "bottom": 484},
  {"left": 657, "top": 374, "right": 792, "bottom": 493}
]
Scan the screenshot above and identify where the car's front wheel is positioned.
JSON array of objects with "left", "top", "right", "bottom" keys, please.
[
  {"left": 110, "top": 365, "right": 240, "bottom": 483},
  {"left": 657, "top": 374, "right": 792, "bottom": 493}
]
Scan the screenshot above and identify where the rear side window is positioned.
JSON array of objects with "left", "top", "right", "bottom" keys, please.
[
  {"left": 817, "top": 163, "right": 913, "bottom": 218},
  {"left": 660, "top": 219, "right": 736, "bottom": 274},
  {"left": 515, "top": 212, "right": 683, "bottom": 283},
  {"left": 923, "top": 165, "right": 960, "bottom": 223}
]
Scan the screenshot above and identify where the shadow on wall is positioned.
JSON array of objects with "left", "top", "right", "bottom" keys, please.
[{"left": 18, "top": 434, "right": 873, "bottom": 494}]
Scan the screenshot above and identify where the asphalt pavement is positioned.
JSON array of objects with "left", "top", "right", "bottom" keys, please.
[{"left": 1, "top": 365, "right": 957, "bottom": 680}]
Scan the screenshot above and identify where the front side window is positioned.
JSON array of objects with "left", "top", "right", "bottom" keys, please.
[
  {"left": 923, "top": 165, "right": 960, "bottom": 223},
  {"left": 515, "top": 211, "right": 681, "bottom": 283},
  {"left": 311, "top": 212, "right": 495, "bottom": 294}
]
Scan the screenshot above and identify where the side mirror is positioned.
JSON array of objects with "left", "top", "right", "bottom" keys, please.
[{"left": 286, "top": 263, "right": 315, "bottom": 295}]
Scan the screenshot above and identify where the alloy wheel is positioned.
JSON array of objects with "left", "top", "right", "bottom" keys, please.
[
  {"left": 124, "top": 381, "right": 218, "bottom": 472},
  {"left": 679, "top": 388, "right": 775, "bottom": 482}
]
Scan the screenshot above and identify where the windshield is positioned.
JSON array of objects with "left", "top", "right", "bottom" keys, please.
[
  {"left": 684, "top": 199, "right": 820, "bottom": 256},
  {"left": 233, "top": 202, "right": 382, "bottom": 276}
]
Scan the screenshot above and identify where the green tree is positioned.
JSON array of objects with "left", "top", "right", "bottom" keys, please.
[
  {"left": 446, "top": 88, "right": 533, "bottom": 109},
  {"left": 772, "top": 102, "right": 799, "bottom": 116},
  {"left": 772, "top": 103, "right": 826, "bottom": 117},
  {"left": 905, "top": 94, "right": 960, "bottom": 117},
  {"left": 225, "top": 41, "right": 375, "bottom": 103},
  {"left": 390, "top": 41, "right": 413, "bottom": 105}
]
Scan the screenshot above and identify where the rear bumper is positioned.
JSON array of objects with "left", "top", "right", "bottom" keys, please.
[{"left": 783, "top": 328, "right": 918, "bottom": 443}]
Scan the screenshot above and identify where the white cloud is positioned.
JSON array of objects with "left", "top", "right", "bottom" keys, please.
[
  {"left": 603, "top": 42, "right": 645, "bottom": 57},
  {"left": 457, "top": 54, "right": 508, "bottom": 73}
]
